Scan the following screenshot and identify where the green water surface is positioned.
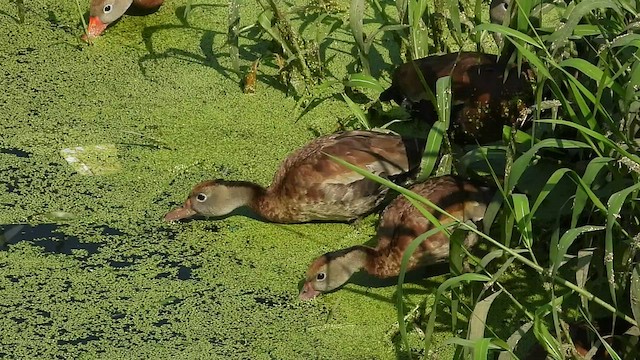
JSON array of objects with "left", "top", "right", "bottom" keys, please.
[{"left": 0, "top": 0, "right": 521, "bottom": 358}]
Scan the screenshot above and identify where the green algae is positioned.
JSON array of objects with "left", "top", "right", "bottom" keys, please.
[{"left": 0, "top": 0, "right": 523, "bottom": 358}]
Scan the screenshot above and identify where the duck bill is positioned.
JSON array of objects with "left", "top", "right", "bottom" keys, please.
[
  {"left": 299, "top": 282, "right": 321, "bottom": 301},
  {"left": 164, "top": 199, "right": 197, "bottom": 222},
  {"left": 85, "top": 16, "right": 108, "bottom": 39}
]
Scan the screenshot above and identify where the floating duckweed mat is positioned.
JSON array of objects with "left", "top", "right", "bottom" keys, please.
[{"left": 0, "top": 0, "right": 534, "bottom": 358}]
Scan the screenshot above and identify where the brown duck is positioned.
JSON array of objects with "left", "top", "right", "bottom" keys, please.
[
  {"left": 379, "top": 52, "right": 534, "bottom": 145},
  {"left": 299, "top": 175, "right": 493, "bottom": 300},
  {"left": 84, "top": 0, "right": 164, "bottom": 39},
  {"left": 164, "top": 130, "right": 426, "bottom": 224}
]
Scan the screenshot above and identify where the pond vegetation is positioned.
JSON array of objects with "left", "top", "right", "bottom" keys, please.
[{"left": 1, "top": 0, "right": 639, "bottom": 358}]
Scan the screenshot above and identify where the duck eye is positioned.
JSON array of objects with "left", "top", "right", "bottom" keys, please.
[
  {"left": 196, "top": 193, "right": 207, "bottom": 202},
  {"left": 103, "top": 4, "right": 113, "bottom": 13},
  {"left": 316, "top": 272, "right": 326, "bottom": 281},
  {"left": 500, "top": 2, "right": 508, "bottom": 10}
]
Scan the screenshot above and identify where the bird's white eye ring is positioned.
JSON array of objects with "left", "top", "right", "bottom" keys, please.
[
  {"left": 196, "top": 193, "right": 207, "bottom": 202},
  {"left": 103, "top": 4, "right": 113, "bottom": 13},
  {"left": 316, "top": 272, "right": 326, "bottom": 281}
]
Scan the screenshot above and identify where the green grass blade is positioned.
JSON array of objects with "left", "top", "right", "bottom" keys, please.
[
  {"left": 547, "top": 0, "right": 622, "bottom": 46},
  {"left": 529, "top": 168, "right": 572, "bottom": 216},
  {"left": 559, "top": 58, "right": 625, "bottom": 97},
  {"left": 538, "top": 119, "right": 640, "bottom": 163},
  {"left": 474, "top": 23, "right": 542, "bottom": 48},
  {"left": 605, "top": 182, "right": 640, "bottom": 308},
  {"left": 396, "top": 227, "right": 449, "bottom": 355},
  {"left": 344, "top": 73, "right": 385, "bottom": 93},
  {"left": 424, "top": 274, "right": 491, "bottom": 354},
  {"left": 576, "top": 248, "right": 595, "bottom": 309},
  {"left": 533, "top": 302, "right": 564, "bottom": 360},
  {"left": 506, "top": 138, "right": 591, "bottom": 193},
  {"left": 349, "top": 0, "right": 369, "bottom": 74},
  {"left": 551, "top": 225, "right": 605, "bottom": 277},
  {"left": 341, "top": 93, "right": 370, "bottom": 129},
  {"left": 417, "top": 121, "right": 446, "bottom": 181},
  {"left": 512, "top": 193, "right": 533, "bottom": 249},
  {"left": 468, "top": 290, "right": 502, "bottom": 343},
  {"left": 228, "top": 0, "right": 241, "bottom": 74},
  {"left": 632, "top": 266, "right": 640, "bottom": 329},
  {"left": 571, "top": 157, "right": 615, "bottom": 227}
]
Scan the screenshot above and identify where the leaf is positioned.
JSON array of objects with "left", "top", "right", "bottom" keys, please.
[
  {"left": 631, "top": 266, "right": 640, "bottom": 330},
  {"left": 550, "top": 225, "right": 605, "bottom": 277},
  {"left": 344, "top": 73, "right": 385, "bottom": 93},
  {"left": 227, "top": 0, "right": 241, "bottom": 73},
  {"left": 497, "top": 321, "right": 533, "bottom": 360},
  {"left": 341, "top": 93, "right": 370, "bottom": 129},
  {"left": 512, "top": 193, "right": 533, "bottom": 249},
  {"left": 364, "top": 24, "right": 409, "bottom": 53},
  {"left": 468, "top": 290, "right": 503, "bottom": 343},
  {"left": 537, "top": 119, "right": 640, "bottom": 164},
  {"left": 571, "top": 157, "right": 614, "bottom": 227},
  {"left": 397, "top": 224, "right": 456, "bottom": 353},
  {"left": 533, "top": 301, "right": 564, "bottom": 360},
  {"left": 417, "top": 121, "right": 446, "bottom": 180},
  {"left": 604, "top": 182, "right": 640, "bottom": 308},
  {"left": 424, "top": 274, "right": 491, "bottom": 354},
  {"left": 349, "top": 0, "right": 369, "bottom": 74},
  {"left": 506, "top": 138, "right": 591, "bottom": 193},
  {"left": 547, "top": 0, "right": 622, "bottom": 46},
  {"left": 576, "top": 248, "right": 595, "bottom": 308},
  {"left": 474, "top": 23, "right": 543, "bottom": 48},
  {"left": 559, "top": 58, "right": 624, "bottom": 97}
]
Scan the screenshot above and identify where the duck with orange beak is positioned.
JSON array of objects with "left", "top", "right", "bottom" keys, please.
[{"left": 82, "top": 0, "right": 164, "bottom": 41}]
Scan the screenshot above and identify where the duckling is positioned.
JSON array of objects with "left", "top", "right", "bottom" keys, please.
[
  {"left": 379, "top": 52, "right": 534, "bottom": 145},
  {"left": 83, "top": 0, "right": 164, "bottom": 40},
  {"left": 164, "top": 130, "right": 426, "bottom": 224},
  {"left": 299, "top": 175, "right": 493, "bottom": 300}
]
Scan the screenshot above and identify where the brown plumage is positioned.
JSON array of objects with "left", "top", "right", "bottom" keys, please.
[
  {"left": 299, "top": 175, "right": 494, "bottom": 300},
  {"left": 164, "top": 130, "right": 426, "bottom": 224},
  {"left": 83, "top": 0, "right": 165, "bottom": 40},
  {"left": 379, "top": 52, "right": 535, "bottom": 145}
]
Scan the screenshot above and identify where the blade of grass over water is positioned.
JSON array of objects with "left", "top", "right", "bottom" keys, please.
[
  {"left": 228, "top": 0, "right": 241, "bottom": 74},
  {"left": 74, "top": 0, "right": 89, "bottom": 39}
]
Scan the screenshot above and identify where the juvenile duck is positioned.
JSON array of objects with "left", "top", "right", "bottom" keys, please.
[
  {"left": 379, "top": 52, "right": 534, "bottom": 145},
  {"left": 164, "top": 130, "right": 426, "bottom": 224},
  {"left": 299, "top": 175, "right": 493, "bottom": 300},
  {"left": 84, "top": 0, "right": 164, "bottom": 39}
]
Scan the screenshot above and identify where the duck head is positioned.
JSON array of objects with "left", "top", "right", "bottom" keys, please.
[
  {"left": 164, "top": 180, "right": 261, "bottom": 222},
  {"left": 85, "top": 0, "right": 133, "bottom": 39},
  {"left": 299, "top": 247, "right": 369, "bottom": 300}
]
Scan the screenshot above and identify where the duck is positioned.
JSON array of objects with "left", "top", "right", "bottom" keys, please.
[
  {"left": 83, "top": 0, "right": 164, "bottom": 40},
  {"left": 164, "top": 130, "right": 427, "bottom": 224},
  {"left": 299, "top": 175, "right": 493, "bottom": 300},
  {"left": 490, "top": 0, "right": 510, "bottom": 25},
  {"left": 379, "top": 52, "right": 535, "bottom": 145}
]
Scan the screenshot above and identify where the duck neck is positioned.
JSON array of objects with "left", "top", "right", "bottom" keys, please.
[
  {"left": 222, "top": 180, "right": 267, "bottom": 215},
  {"left": 330, "top": 245, "right": 376, "bottom": 277}
]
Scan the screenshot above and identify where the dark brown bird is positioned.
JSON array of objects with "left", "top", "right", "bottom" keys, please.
[
  {"left": 299, "top": 175, "right": 493, "bottom": 300},
  {"left": 379, "top": 52, "right": 535, "bottom": 145},
  {"left": 164, "top": 130, "right": 426, "bottom": 224},
  {"left": 83, "top": 0, "right": 164, "bottom": 40}
]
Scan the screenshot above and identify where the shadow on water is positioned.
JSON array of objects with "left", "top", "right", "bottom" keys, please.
[
  {"left": 0, "top": 223, "right": 103, "bottom": 255},
  {"left": 0, "top": 147, "right": 31, "bottom": 158}
]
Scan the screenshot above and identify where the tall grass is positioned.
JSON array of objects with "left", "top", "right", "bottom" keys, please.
[{"left": 236, "top": 0, "right": 640, "bottom": 356}]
